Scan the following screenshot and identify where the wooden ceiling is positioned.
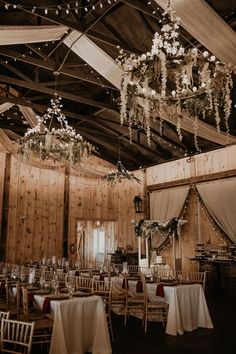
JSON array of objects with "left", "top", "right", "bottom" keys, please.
[{"left": 0, "top": 0, "right": 235, "bottom": 170}]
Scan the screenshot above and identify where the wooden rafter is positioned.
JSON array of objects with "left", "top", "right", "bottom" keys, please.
[
  {"left": 0, "top": 47, "right": 116, "bottom": 90},
  {"left": 0, "top": 74, "right": 116, "bottom": 110}
]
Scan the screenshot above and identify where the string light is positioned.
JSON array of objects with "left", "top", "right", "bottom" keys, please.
[{"left": 3, "top": 0, "right": 117, "bottom": 16}]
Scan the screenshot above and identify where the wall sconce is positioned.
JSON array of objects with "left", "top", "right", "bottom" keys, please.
[{"left": 133, "top": 195, "right": 143, "bottom": 213}]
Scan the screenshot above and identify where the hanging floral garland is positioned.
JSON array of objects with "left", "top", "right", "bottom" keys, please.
[{"left": 117, "top": 4, "right": 234, "bottom": 150}]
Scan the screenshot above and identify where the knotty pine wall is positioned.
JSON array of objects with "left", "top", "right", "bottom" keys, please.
[
  {"left": 0, "top": 151, "right": 6, "bottom": 252},
  {"left": 4, "top": 156, "right": 65, "bottom": 263},
  {"left": 0, "top": 152, "right": 144, "bottom": 264},
  {"left": 68, "top": 168, "right": 145, "bottom": 262},
  {"left": 0, "top": 144, "right": 235, "bottom": 267}
]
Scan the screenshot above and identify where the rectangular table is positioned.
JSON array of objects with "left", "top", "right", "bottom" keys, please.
[
  {"left": 111, "top": 276, "right": 213, "bottom": 336},
  {"left": 34, "top": 294, "right": 112, "bottom": 354}
]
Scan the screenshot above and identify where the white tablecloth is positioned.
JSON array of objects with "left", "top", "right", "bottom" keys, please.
[
  {"left": 111, "top": 276, "right": 213, "bottom": 336},
  {"left": 34, "top": 294, "right": 112, "bottom": 354}
]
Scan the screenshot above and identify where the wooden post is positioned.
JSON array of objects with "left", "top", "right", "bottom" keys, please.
[
  {"left": 63, "top": 166, "right": 70, "bottom": 259},
  {"left": 197, "top": 196, "right": 202, "bottom": 243}
]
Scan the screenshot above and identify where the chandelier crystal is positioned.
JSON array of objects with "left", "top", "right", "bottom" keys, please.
[
  {"left": 18, "top": 94, "right": 94, "bottom": 164},
  {"left": 117, "top": 3, "right": 233, "bottom": 148}
]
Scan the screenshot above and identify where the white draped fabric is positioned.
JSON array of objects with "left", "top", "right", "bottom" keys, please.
[
  {"left": 155, "top": 0, "right": 236, "bottom": 68},
  {"left": 18, "top": 105, "right": 38, "bottom": 128},
  {"left": 150, "top": 186, "right": 189, "bottom": 220},
  {"left": 0, "top": 102, "right": 13, "bottom": 113},
  {"left": 34, "top": 294, "right": 112, "bottom": 354},
  {"left": 0, "top": 26, "right": 68, "bottom": 45},
  {"left": 111, "top": 277, "right": 213, "bottom": 336},
  {"left": 63, "top": 30, "right": 123, "bottom": 89},
  {"left": 196, "top": 178, "right": 236, "bottom": 244}
]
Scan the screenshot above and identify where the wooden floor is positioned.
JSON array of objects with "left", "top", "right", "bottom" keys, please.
[{"left": 32, "top": 290, "right": 236, "bottom": 354}]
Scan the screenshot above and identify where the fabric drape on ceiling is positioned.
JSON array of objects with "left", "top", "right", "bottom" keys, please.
[
  {"left": 63, "top": 30, "right": 123, "bottom": 89},
  {"left": 0, "top": 26, "right": 68, "bottom": 45},
  {"left": 0, "top": 102, "right": 13, "bottom": 113},
  {"left": 19, "top": 105, "right": 38, "bottom": 128},
  {"left": 150, "top": 186, "right": 189, "bottom": 221},
  {"left": 196, "top": 178, "right": 236, "bottom": 244},
  {"left": 154, "top": 0, "right": 236, "bottom": 68}
]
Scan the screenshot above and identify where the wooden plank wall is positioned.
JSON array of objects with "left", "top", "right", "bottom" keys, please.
[
  {"left": 0, "top": 151, "right": 6, "bottom": 241},
  {"left": 68, "top": 168, "right": 145, "bottom": 261},
  {"left": 5, "top": 156, "right": 65, "bottom": 263},
  {"left": 1, "top": 143, "right": 235, "bottom": 266},
  {"left": 146, "top": 144, "right": 236, "bottom": 272}
]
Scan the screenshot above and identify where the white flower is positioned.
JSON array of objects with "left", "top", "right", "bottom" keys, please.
[
  {"left": 192, "top": 86, "right": 197, "bottom": 92},
  {"left": 192, "top": 48, "right": 198, "bottom": 55},
  {"left": 171, "top": 31, "right": 178, "bottom": 38},
  {"left": 171, "top": 91, "right": 176, "bottom": 96},
  {"left": 210, "top": 55, "right": 216, "bottom": 62},
  {"left": 151, "top": 90, "right": 156, "bottom": 96},
  {"left": 203, "top": 51, "right": 209, "bottom": 57},
  {"left": 140, "top": 54, "right": 146, "bottom": 61}
]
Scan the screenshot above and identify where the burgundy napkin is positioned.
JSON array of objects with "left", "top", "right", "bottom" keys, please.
[
  {"left": 0, "top": 281, "right": 6, "bottom": 296},
  {"left": 136, "top": 280, "right": 143, "bottom": 293},
  {"left": 99, "top": 274, "right": 105, "bottom": 281},
  {"left": 156, "top": 283, "right": 164, "bottom": 297},
  {"left": 42, "top": 297, "right": 52, "bottom": 314},
  {"left": 122, "top": 278, "right": 129, "bottom": 290},
  {"left": 28, "top": 292, "right": 35, "bottom": 307}
]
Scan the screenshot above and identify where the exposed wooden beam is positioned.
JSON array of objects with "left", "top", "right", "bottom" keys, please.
[
  {"left": 0, "top": 47, "right": 116, "bottom": 90},
  {"left": 0, "top": 74, "right": 116, "bottom": 110},
  {"left": 121, "top": 0, "right": 160, "bottom": 19},
  {"left": 1, "top": 63, "right": 32, "bottom": 82}
]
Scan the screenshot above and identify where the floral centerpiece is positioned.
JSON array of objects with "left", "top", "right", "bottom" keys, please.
[{"left": 117, "top": 4, "right": 233, "bottom": 149}]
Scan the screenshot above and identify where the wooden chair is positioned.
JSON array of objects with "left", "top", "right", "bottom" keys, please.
[
  {"left": 92, "top": 279, "right": 114, "bottom": 341},
  {"left": 157, "top": 268, "right": 171, "bottom": 279},
  {"left": 21, "top": 287, "right": 53, "bottom": 348},
  {"left": 110, "top": 279, "right": 127, "bottom": 318},
  {"left": 75, "top": 277, "right": 93, "bottom": 293},
  {"left": 142, "top": 274, "right": 169, "bottom": 333},
  {"left": 187, "top": 271, "right": 207, "bottom": 291},
  {"left": 4, "top": 280, "right": 21, "bottom": 319},
  {"left": 128, "top": 265, "right": 139, "bottom": 274},
  {"left": 0, "top": 318, "right": 35, "bottom": 354},
  {"left": 124, "top": 274, "right": 146, "bottom": 327}
]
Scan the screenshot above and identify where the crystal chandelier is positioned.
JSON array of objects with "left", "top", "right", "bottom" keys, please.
[
  {"left": 18, "top": 94, "right": 94, "bottom": 164},
  {"left": 117, "top": 2, "right": 233, "bottom": 149}
]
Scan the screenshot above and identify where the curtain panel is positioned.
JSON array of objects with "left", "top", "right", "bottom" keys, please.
[
  {"left": 150, "top": 186, "right": 189, "bottom": 221},
  {"left": 196, "top": 178, "right": 236, "bottom": 244}
]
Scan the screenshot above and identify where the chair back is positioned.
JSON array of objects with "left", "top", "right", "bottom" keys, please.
[
  {"left": 21, "top": 288, "right": 30, "bottom": 322},
  {"left": 0, "top": 318, "right": 35, "bottom": 354},
  {"left": 188, "top": 271, "right": 206, "bottom": 291},
  {"left": 76, "top": 277, "right": 92, "bottom": 293}
]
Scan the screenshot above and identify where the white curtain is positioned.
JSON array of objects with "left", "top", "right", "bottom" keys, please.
[
  {"left": 155, "top": 0, "right": 236, "bottom": 68},
  {"left": 150, "top": 186, "right": 190, "bottom": 221},
  {"left": 0, "top": 102, "right": 13, "bottom": 113},
  {"left": 196, "top": 178, "right": 236, "bottom": 244},
  {"left": 0, "top": 26, "right": 68, "bottom": 45}
]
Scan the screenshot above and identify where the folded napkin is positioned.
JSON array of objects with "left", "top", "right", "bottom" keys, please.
[
  {"left": 136, "top": 280, "right": 143, "bottom": 293},
  {"left": 28, "top": 292, "right": 35, "bottom": 307},
  {"left": 122, "top": 278, "right": 129, "bottom": 290},
  {"left": 0, "top": 281, "right": 6, "bottom": 296},
  {"left": 156, "top": 283, "right": 164, "bottom": 297},
  {"left": 42, "top": 297, "right": 52, "bottom": 314}
]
